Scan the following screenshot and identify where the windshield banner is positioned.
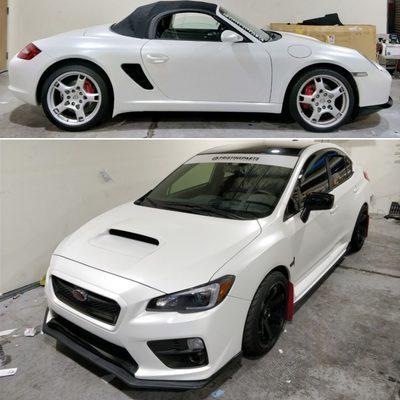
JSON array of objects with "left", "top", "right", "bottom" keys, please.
[{"left": 187, "top": 154, "right": 298, "bottom": 169}]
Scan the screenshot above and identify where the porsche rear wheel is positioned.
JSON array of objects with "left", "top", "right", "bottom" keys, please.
[
  {"left": 289, "top": 69, "right": 355, "bottom": 133},
  {"left": 42, "top": 65, "right": 111, "bottom": 131}
]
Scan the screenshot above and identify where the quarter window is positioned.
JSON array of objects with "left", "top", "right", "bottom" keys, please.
[{"left": 156, "top": 12, "right": 226, "bottom": 41}]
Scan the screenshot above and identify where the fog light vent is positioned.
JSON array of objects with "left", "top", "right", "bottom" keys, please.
[{"left": 148, "top": 338, "right": 208, "bottom": 369}]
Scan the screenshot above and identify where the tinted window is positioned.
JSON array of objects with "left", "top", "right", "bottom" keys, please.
[
  {"left": 328, "top": 153, "right": 353, "bottom": 188},
  {"left": 285, "top": 151, "right": 330, "bottom": 219},
  {"left": 300, "top": 151, "right": 330, "bottom": 198},
  {"left": 137, "top": 162, "right": 293, "bottom": 220},
  {"left": 169, "top": 163, "right": 215, "bottom": 194},
  {"left": 156, "top": 12, "right": 226, "bottom": 41}
]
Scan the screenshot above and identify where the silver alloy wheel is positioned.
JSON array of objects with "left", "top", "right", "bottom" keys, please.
[
  {"left": 47, "top": 72, "right": 102, "bottom": 127},
  {"left": 296, "top": 75, "right": 350, "bottom": 129}
]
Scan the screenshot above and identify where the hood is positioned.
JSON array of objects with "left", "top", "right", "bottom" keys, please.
[
  {"left": 278, "top": 31, "right": 321, "bottom": 44},
  {"left": 54, "top": 203, "right": 261, "bottom": 293}
]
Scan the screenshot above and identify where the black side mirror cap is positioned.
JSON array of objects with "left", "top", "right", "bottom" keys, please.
[{"left": 300, "top": 192, "right": 335, "bottom": 223}]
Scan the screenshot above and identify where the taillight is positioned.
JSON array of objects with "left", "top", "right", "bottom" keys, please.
[
  {"left": 363, "top": 171, "right": 370, "bottom": 182},
  {"left": 17, "top": 43, "right": 41, "bottom": 60}
]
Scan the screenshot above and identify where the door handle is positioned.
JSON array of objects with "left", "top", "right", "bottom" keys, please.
[
  {"left": 145, "top": 54, "right": 169, "bottom": 64},
  {"left": 330, "top": 206, "right": 339, "bottom": 215}
]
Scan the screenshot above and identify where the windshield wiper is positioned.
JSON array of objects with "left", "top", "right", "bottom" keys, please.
[
  {"left": 188, "top": 204, "right": 247, "bottom": 220},
  {"left": 146, "top": 201, "right": 247, "bottom": 220}
]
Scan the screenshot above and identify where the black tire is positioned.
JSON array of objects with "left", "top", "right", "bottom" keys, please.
[
  {"left": 289, "top": 68, "right": 355, "bottom": 133},
  {"left": 242, "top": 271, "right": 288, "bottom": 358},
  {"left": 348, "top": 205, "right": 369, "bottom": 253},
  {"left": 41, "top": 64, "right": 111, "bottom": 132}
]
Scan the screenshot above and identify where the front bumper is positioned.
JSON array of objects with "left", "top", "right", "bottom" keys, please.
[
  {"left": 44, "top": 256, "right": 249, "bottom": 387},
  {"left": 43, "top": 309, "right": 241, "bottom": 390},
  {"left": 359, "top": 96, "right": 393, "bottom": 115},
  {"left": 355, "top": 64, "right": 392, "bottom": 108}
]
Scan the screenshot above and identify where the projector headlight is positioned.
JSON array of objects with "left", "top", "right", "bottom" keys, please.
[{"left": 147, "top": 275, "right": 235, "bottom": 313}]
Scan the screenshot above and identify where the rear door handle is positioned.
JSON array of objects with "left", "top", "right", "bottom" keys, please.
[{"left": 145, "top": 54, "right": 169, "bottom": 64}]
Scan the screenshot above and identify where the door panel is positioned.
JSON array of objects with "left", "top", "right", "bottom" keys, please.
[
  {"left": 285, "top": 209, "right": 334, "bottom": 284},
  {"left": 329, "top": 177, "right": 356, "bottom": 248},
  {"left": 284, "top": 150, "right": 337, "bottom": 283},
  {"left": 141, "top": 40, "right": 271, "bottom": 102},
  {"left": 0, "top": 0, "right": 7, "bottom": 71}
]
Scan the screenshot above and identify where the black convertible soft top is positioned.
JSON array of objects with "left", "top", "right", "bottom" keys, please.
[{"left": 112, "top": 1, "right": 218, "bottom": 39}]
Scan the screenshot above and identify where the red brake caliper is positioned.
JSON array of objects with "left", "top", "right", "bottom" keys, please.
[
  {"left": 83, "top": 79, "right": 95, "bottom": 94},
  {"left": 301, "top": 83, "right": 315, "bottom": 110}
]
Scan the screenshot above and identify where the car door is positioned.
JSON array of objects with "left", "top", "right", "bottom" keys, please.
[
  {"left": 283, "top": 150, "right": 336, "bottom": 284},
  {"left": 326, "top": 151, "right": 357, "bottom": 248},
  {"left": 141, "top": 11, "right": 272, "bottom": 103}
]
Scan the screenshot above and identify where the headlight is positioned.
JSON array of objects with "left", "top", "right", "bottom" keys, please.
[{"left": 147, "top": 275, "right": 235, "bottom": 313}]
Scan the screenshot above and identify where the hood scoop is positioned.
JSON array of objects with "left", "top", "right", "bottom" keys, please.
[
  {"left": 109, "top": 229, "right": 159, "bottom": 246},
  {"left": 87, "top": 228, "right": 161, "bottom": 260}
]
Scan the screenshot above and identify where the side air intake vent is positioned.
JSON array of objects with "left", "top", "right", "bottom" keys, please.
[
  {"left": 121, "top": 64, "right": 154, "bottom": 90},
  {"left": 109, "top": 229, "right": 159, "bottom": 246}
]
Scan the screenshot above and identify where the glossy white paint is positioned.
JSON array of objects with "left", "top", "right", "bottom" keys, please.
[
  {"left": 8, "top": 5, "right": 391, "bottom": 120},
  {"left": 45, "top": 142, "right": 371, "bottom": 383}
]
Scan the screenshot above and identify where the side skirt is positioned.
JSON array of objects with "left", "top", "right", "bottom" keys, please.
[{"left": 294, "top": 255, "right": 345, "bottom": 314}]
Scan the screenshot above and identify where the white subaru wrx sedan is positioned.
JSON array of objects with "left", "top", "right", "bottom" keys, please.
[
  {"left": 43, "top": 142, "right": 371, "bottom": 389},
  {"left": 9, "top": 1, "right": 392, "bottom": 132}
]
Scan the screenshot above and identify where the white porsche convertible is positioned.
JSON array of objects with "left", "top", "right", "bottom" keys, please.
[{"left": 9, "top": 1, "right": 392, "bottom": 132}]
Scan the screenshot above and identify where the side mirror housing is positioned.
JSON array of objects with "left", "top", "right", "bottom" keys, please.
[
  {"left": 300, "top": 192, "right": 335, "bottom": 223},
  {"left": 221, "top": 30, "right": 244, "bottom": 43}
]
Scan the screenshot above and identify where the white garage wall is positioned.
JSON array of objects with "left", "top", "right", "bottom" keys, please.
[{"left": 7, "top": 0, "right": 387, "bottom": 58}]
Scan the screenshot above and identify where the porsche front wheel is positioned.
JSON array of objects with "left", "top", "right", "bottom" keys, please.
[
  {"left": 289, "top": 69, "right": 355, "bottom": 133},
  {"left": 41, "top": 65, "right": 111, "bottom": 131}
]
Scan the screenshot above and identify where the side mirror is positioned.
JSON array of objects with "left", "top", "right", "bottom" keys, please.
[
  {"left": 221, "top": 30, "right": 244, "bottom": 43},
  {"left": 300, "top": 192, "right": 334, "bottom": 223}
]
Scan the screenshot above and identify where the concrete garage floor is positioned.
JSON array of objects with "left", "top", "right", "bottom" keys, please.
[
  {"left": 0, "top": 72, "right": 399, "bottom": 138},
  {"left": 1, "top": 217, "right": 399, "bottom": 400}
]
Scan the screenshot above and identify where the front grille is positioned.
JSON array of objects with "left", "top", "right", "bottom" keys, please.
[{"left": 52, "top": 276, "right": 121, "bottom": 325}]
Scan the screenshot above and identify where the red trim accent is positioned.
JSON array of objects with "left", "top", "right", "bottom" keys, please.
[
  {"left": 84, "top": 79, "right": 95, "bottom": 94},
  {"left": 301, "top": 83, "right": 315, "bottom": 110},
  {"left": 286, "top": 281, "right": 294, "bottom": 321}
]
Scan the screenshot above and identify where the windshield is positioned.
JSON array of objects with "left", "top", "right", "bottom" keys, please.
[
  {"left": 136, "top": 159, "right": 293, "bottom": 220},
  {"left": 219, "top": 7, "right": 270, "bottom": 43}
]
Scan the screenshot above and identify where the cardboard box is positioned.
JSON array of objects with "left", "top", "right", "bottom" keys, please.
[{"left": 270, "top": 23, "right": 377, "bottom": 60}]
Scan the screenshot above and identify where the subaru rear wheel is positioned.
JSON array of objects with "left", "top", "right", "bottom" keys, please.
[{"left": 42, "top": 65, "right": 111, "bottom": 131}]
